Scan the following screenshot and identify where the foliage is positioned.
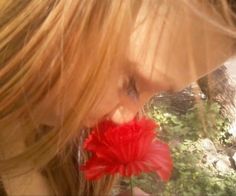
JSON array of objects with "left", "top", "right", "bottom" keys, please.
[
  {"left": 163, "top": 140, "right": 236, "bottom": 196},
  {"left": 148, "top": 101, "right": 231, "bottom": 144},
  {"left": 128, "top": 101, "right": 236, "bottom": 195}
]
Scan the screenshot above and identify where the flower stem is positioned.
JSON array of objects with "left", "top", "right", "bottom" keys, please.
[{"left": 130, "top": 176, "right": 134, "bottom": 196}]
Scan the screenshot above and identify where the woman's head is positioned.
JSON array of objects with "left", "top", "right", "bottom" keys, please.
[
  {"left": 0, "top": 0, "right": 236, "bottom": 195},
  {"left": 28, "top": 0, "right": 236, "bottom": 128}
]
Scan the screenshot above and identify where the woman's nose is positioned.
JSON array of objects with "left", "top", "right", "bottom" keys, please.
[
  {"left": 110, "top": 105, "right": 138, "bottom": 124},
  {"left": 110, "top": 91, "right": 153, "bottom": 124}
]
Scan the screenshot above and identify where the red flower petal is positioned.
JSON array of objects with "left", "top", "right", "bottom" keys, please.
[{"left": 80, "top": 117, "right": 173, "bottom": 181}]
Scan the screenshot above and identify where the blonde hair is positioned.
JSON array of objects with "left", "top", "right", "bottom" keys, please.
[{"left": 0, "top": 0, "right": 236, "bottom": 195}]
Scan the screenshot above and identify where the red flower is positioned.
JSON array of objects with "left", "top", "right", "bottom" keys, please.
[{"left": 80, "top": 118, "right": 173, "bottom": 181}]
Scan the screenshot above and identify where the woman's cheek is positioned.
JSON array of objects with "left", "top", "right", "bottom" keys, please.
[{"left": 83, "top": 95, "right": 120, "bottom": 127}]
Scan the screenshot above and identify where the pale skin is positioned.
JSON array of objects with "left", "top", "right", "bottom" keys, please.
[{"left": 2, "top": 5, "right": 236, "bottom": 196}]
